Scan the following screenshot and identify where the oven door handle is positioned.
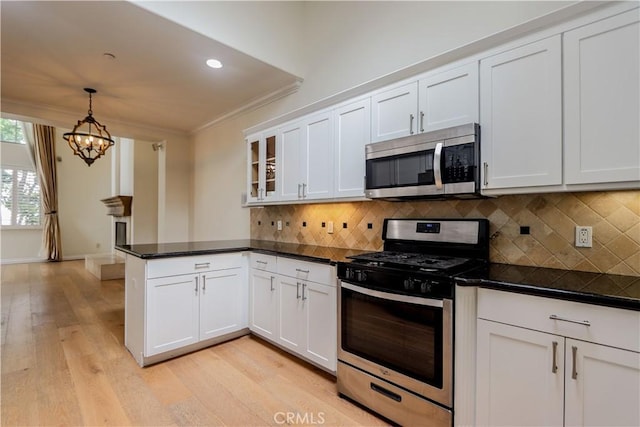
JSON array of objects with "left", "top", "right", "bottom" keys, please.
[{"left": 341, "top": 282, "right": 444, "bottom": 308}]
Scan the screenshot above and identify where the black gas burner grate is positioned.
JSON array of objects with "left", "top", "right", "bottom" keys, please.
[{"left": 348, "top": 251, "right": 473, "bottom": 271}]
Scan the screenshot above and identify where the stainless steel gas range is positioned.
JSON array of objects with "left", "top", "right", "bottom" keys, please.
[{"left": 337, "top": 218, "right": 489, "bottom": 427}]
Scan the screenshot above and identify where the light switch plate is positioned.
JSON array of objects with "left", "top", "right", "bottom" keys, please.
[
  {"left": 277, "top": 220, "right": 282, "bottom": 231},
  {"left": 327, "top": 221, "right": 334, "bottom": 234}
]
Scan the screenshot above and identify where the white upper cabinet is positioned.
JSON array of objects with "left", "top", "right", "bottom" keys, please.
[
  {"left": 333, "top": 98, "right": 370, "bottom": 198},
  {"left": 564, "top": 9, "right": 640, "bottom": 186},
  {"left": 277, "top": 113, "right": 334, "bottom": 202},
  {"left": 302, "top": 112, "right": 334, "bottom": 200},
  {"left": 371, "top": 62, "right": 479, "bottom": 143},
  {"left": 277, "top": 121, "right": 303, "bottom": 201},
  {"left": 418, "top": 62, "right": 479, "bottom": 133},
  {"left": 480, "top": 35, "right": 562, "bottom": 191},
  {"left": 246, "top": 129, "right": 277, "bottom": 204},
  {"left": 371, "top": 82, "right": 418, "bottom": 142}
]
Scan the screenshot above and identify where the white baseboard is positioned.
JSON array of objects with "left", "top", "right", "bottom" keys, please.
[{"left": 1, "top": 257, "right": 47, "bottom": 265}]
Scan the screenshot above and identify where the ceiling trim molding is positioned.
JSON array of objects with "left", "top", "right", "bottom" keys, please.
[
  {"left": 1, "top": 98, "right": 188, "bottom": 141},
  {"left": 190, "top": 79, "right": 303, "bottom": 135}
]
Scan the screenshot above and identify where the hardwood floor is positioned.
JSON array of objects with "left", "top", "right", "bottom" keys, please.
[{"left": 1, "top": 260, "right": 389, "bottom": 426}]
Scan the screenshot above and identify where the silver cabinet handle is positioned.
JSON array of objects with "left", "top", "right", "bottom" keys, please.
[
  {"left": 483, "top": 162, "right": 488, "bottom": 187},
  {"left": 571, "top": 346, "right": 578, "bottom": 380},
  {"left": 270, "top": 276, "right": 275, "bottom": 291},
  {"left": 434, "top": 142, "right": 443, "bottom": 190},
  {"left": 296, "top": 282, "right": 301, "bottom": 299},
  {"left": 202, "top": 275, "right": 206, "bottom": 293},
  {"left": 302, "top": 183, "right": 307, "bottom": 198},
  {"left": 297, "top": 183, "right": 302, "bottom": 198},
  {"left": 195, "top": 262, "right": 210, "bottom": 269},
  {"left": 549, "top": 314, "right": 591, "bottom": 327},
  {"left": 409, "top": 114, "right": 415, "bottom": 135},
  {"left": 420, "top": 111, "right": 425, "bottom": 133},
  {"left": 295, "top": 268, "right": 310, "bottom": 274},
  {"left": 195, "top": 276, "right": 199, "bottom": 295},
  {"left": 551, "top": 341, "right": 558, "bottom": 373},
  {"left": 302, "top": 283, "right": 307, "bottom": 301},
  {"left": 256, "top": 260, "right": 267, "bottom": 265}
]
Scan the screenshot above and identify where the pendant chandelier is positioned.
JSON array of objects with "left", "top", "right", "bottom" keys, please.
[{"left": 63, "top": 88, "right": 114, "bottom": 166}]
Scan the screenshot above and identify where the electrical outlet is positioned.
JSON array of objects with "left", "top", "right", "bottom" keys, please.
[
  {"left": 575, "top": 226, "right": 592, "bottom": 248},
  {"left": 277, "top": 220, "right": 282, "bottom": 231},
  {"left": 327, "top": 221, "right": 334, "bottom": 234}
]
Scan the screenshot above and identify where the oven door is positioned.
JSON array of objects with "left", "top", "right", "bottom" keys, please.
[{"left": 338, "top": 281, "right": 452, "bottom": 407}]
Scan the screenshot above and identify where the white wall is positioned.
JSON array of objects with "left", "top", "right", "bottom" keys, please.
[
  {"left": 132, "top": 139, "right": 159, "bottom": 244},
  {"left": 191, "top": 1, "right": 576, "bottom": 241},
  {"left": 55, "top": 128, "right": 113, "bottom": 258}
]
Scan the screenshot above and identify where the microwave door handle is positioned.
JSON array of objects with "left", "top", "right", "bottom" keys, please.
[{"left": 434, "top": 142, "right": 443, "bottom": 189}]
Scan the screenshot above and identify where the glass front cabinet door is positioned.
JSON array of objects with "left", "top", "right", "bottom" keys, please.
[{"left": 246, "top": 130, "right": 277, "bottom": 204}]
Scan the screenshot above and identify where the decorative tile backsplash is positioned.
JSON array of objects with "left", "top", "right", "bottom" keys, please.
[{"left": 250, "top": 190, "right": 640, "bottom": 277}]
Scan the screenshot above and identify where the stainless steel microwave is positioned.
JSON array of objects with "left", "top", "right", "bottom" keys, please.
[{"left": 365, "top": 123, "right": 481, "bottom": 200}]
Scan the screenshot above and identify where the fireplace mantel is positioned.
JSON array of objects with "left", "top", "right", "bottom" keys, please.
[{"left": 101, "top": 195, "right": 132, "bottom": 217}]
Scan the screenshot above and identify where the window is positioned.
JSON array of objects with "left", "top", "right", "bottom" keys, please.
[
  {"left": 1, "top": 118, "right": 41, "bottom": 227},
  {"left": 1, "top": 169, "right": 41, "bottom": 226},
  {"left": 0, "top": 118, "right": 26, "bottom": 144}
]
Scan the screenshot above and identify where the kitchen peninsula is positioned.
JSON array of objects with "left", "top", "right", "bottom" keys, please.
[{"left": 117, "top": 240, "right": 368, "bottom": 368}]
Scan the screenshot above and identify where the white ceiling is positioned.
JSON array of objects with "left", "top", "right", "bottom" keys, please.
[{"left": 1, "top": 1, "right": 302, "bottom": 136}]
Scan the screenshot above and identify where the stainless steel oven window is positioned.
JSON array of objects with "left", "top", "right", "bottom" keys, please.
[{"left": 340, "top": 283, "right": 445, "bottom": 387}]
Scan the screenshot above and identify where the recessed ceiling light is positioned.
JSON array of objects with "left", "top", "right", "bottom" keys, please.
[{"left": 206, "top": 59, "right": 222, "bottom": 69}]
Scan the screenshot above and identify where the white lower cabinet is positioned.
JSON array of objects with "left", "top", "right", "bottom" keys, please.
[
  {"left": 249, "top": 254, "right": 337, "bottom": 373},
  {"left": 564, "top": 338, "right": 640, "bottom": 427},
  {"left": 249, "top": 266, "right": 278, "bottom": 340},
  {"left": 277, "top": 275, "right": 337, "bottom": 371},
  {"left": 199, "top": 268, "right": 246, "bottom": 340},
  {"left": 125, "top": 252, "right": 248, "bottom": 366},
  {"left": 146, "top": 274, "right": 200, "bottom": 356},
  {"left": 476, "top": 288, "right": 640, "bottom": 426}
]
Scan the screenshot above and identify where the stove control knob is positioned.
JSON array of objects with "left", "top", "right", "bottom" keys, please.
[
  {"left": 356, "top": 271, "right": 367, "bottom": 282},
  {"left": 420, "top": 281, "right": 433, "bottom": 293},
  {"left": 345, "top": 268, "right": 353, "bottom": 280},
  {"left": 404, "top": 278, "right": 415, "bottom": 290}
]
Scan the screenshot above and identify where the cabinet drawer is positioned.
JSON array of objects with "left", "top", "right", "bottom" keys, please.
[
  {"left": 277, "top": 257, "right": 334, "bottom": 286},
  {"left": 478, "top": 288, "right": 640, "bottom": 352},
  {"left": 250, "top": 253, "right": 277, "bottom": 273},
  {"left": 147, "top": 253, "right": 243, "bottom": 279}
]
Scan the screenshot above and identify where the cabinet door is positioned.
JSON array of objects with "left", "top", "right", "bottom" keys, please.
[
  {"left": 334, "top": 99, "right": 370, "bottom": 198},
  {"left": 565, "top": 339, "right": 640, "bottom": 427},
  {"left": 302, "top": 112, "right": 334, "bottom": 200},
  {"left": 564, "top": 9, "right": 640, "bottom": 185},
  {"left": 303, "top": 281, "right": 337, "bottom": 372},
  {"left": 480, "top": 36, "right": 562, "bottom": 190},
  {"left": 419, "top": 62, "right": 479, "bottom": 133},
  {"left": 249, "top": 269, "right": 277, "bottom": 340},
  {"left": 246, "top": 131, "right": 277, "bottom": 204},
  {"left": 476, "top": 319, "right": 564, "bottom": 427},
  {"left": 277, "top": 276, "right": 304, "bottom": 353},
  {"left": 277, "top": 122, "right": 303, "bottom": 201},
  {"left": 371, "top": 81, "right": 418, "bottom": 143},
  {"left": 199, "top": 268, "right": 245, "bottom": 340},
  {"left": 246, "top": 134, "right": 263, "bottom": 204},
  {"left": 146, "top": 274, "right": 199, "bottom": 356}
]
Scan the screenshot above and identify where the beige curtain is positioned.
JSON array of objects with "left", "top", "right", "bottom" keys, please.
[{"left": 33, "top": 124, "right": 62, "bottom": 261}]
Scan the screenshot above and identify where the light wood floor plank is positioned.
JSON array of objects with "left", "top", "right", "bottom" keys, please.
[{"left": 0, "top": 260, "right": 388, "bottom": 426}]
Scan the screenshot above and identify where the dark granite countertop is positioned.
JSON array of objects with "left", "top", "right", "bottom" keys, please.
[
  {"left": 457, "top": 263, "right": 640, "bottom": 311},
  {"left": 115, "top": 239, "right": 370, "bottom": 264},
  {"left": 116, "top": 241, "right": 639, "bottom": 311}
]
